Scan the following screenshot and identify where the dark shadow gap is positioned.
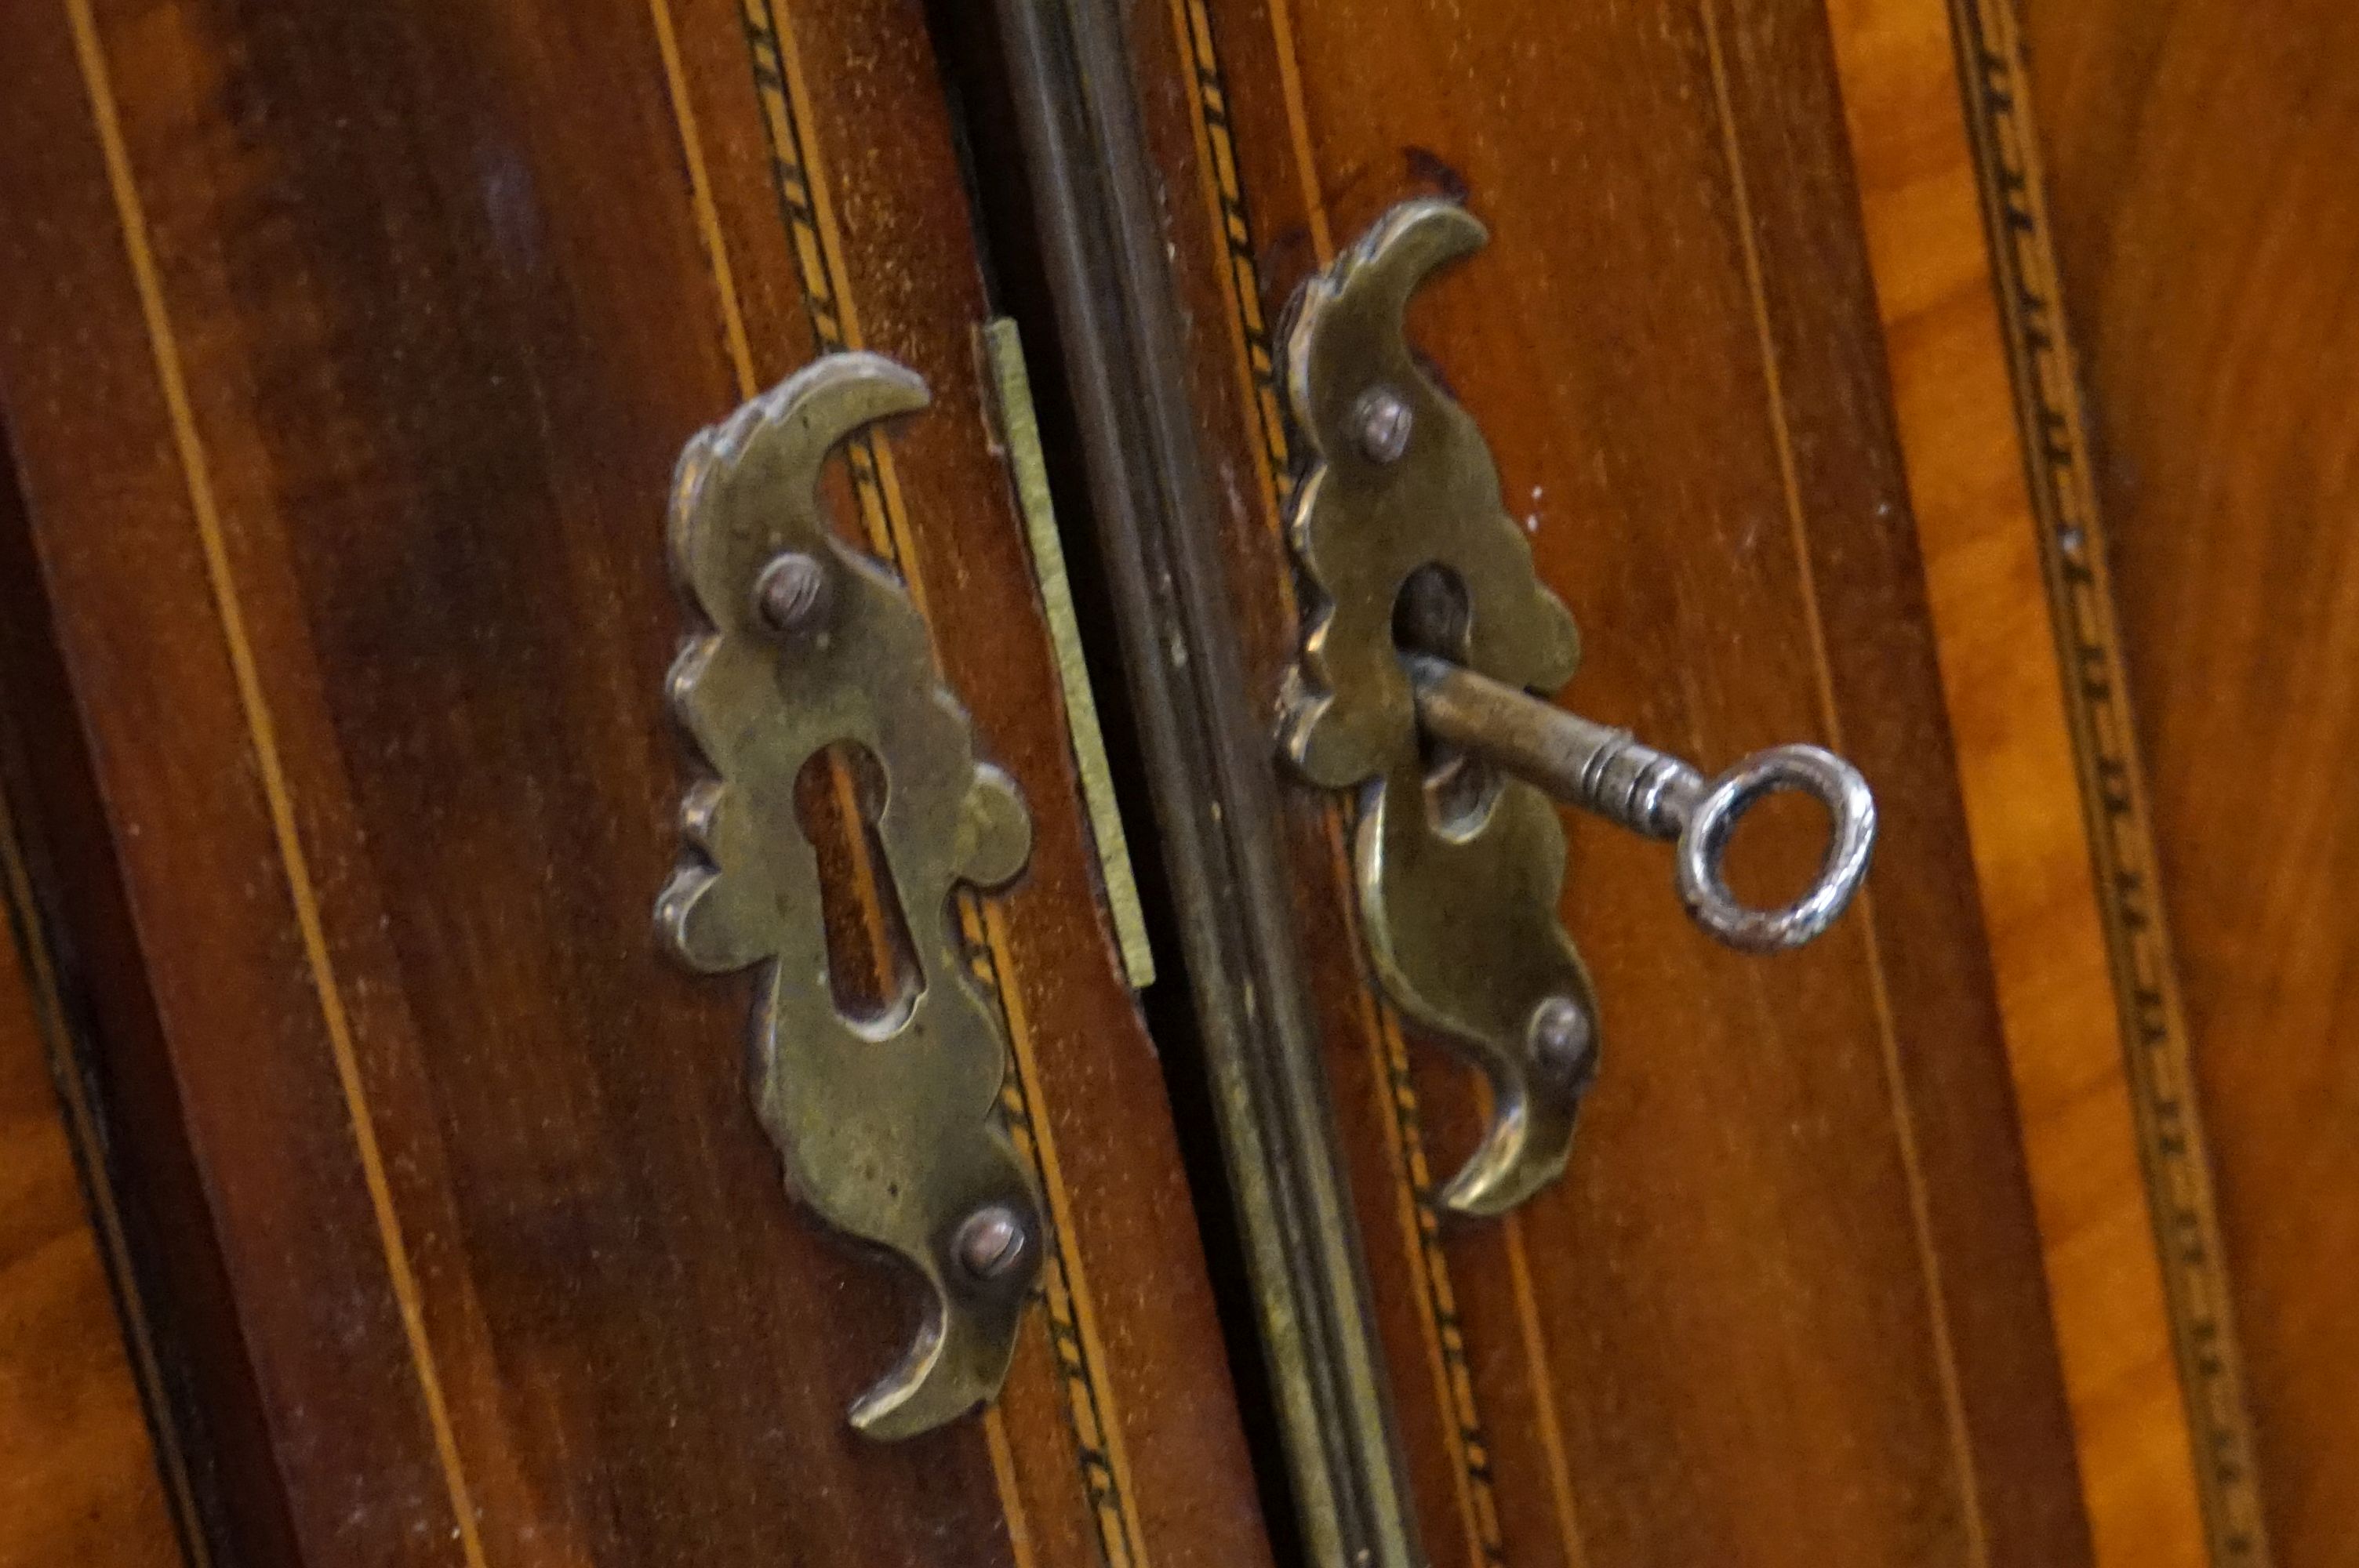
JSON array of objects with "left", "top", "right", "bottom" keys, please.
[{"left": 915, "top": 7, "right": 1309, "bottom": 1563}]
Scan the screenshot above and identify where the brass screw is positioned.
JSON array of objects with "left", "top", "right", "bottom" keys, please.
[
  {"left": 1354, "top": 386, "right": 1414, "bottom": 463},
  {"left": 1529, "top": 995, "right": 1594, "bottom": 1084},
  {"left": 754, "top": 550, "right": 831, "bottom": 634},
  {"left": 953, "top": 1204, "right": 1030, "bottom": 1281}
]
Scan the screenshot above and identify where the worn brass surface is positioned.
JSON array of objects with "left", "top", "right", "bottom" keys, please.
[
  {"left": 980, "top": 316, "right": 1155, "bottom": 990},
  {"left": 1282, "top": 198, "right": 1598, "bottom": 1218},
  {"left": 655, "top": 352, "right": 1042, "bottom": 1440}
]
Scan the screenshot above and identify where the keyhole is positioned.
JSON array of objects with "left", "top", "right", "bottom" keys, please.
[
  {"left": 792, "top": 741, "right": 925, "bottom": 1039},
  {"left": 1393, "top": 564, "right": 1503, "bottom": 837}
]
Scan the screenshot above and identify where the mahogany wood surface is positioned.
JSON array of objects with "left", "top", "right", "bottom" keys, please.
[
  {"left": 1129, "top": 2, "right": 2092, "bottom": 1564},
  {"left": 2019, "top": 3, "right": 2359, "bottom": 1561},
  {"left": 8, "top": 2, "right": 2322, "bottom": 1565},
  {"left": 0, "top": 784, "right": 181, "bottom": 1567},
  {"left": 2, "top": 416, "right": 264, "bottom": 1566},
  {"left": 0, "top": 2, "right": 1270, "bottom": 1564}
]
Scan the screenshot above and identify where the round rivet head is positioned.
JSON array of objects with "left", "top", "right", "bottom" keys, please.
[
  {"left": 1528, "top": 994, "right": 1594, "bottom": 1084},
  {"left": 1354, "top": 386, "right": 1415, "bottom": 464},
  {"left": 754, "top": 550, "right": 831, "bottom": 634},
  {"left": 953, "top": 1204, "right": 1030, "bottom": 1281}
]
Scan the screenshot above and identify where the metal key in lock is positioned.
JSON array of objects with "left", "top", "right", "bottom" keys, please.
[
  {"left": 1406, "top": 654, "right": 1877, "bottom": 955},
  {"left": 1281, "top": 197, "right": 1880, "bottom": 1217}
]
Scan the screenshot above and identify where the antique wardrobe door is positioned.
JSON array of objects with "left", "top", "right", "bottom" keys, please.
[
  {"left": 954, "top": 2, "right": 2103, "bottom": 1566},
  {"left": 0, "top": 4, "right": 1272, "bottom": 1566}
]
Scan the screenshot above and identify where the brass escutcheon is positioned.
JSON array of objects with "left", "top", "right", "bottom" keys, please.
[{"left": 656, "top": 352, "right": 1042, "bottom": 1439}]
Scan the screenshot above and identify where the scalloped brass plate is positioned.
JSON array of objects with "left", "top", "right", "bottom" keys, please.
[
  {"left": 1282, "top": 199, "right": 1601, "bottom": 1217},
  {"left": 655, "top": 352, "right": 1043, "bottom": 1439}
]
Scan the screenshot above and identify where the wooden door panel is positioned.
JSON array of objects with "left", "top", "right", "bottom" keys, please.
[
  {"left": 1123, "top": 2, "right": 2091, "bottom": 1563},
  {"left": 5, "top": 0, "right": 2251, "bottom": 1563},
  {"left": 0, "top": 2, "right": 1269, "bottom": 1564},
  {"left": 1826, "top": 2, "right": 2245, "bottom": 1562},
  {"left": 2020, "top": 2, "right": 2359, "bottom": 1559}
]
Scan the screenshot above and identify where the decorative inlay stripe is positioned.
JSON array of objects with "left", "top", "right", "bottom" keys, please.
[
  {"left": 972, "top": 895, "right": 1150, "bottom": 1568},
  {"left": 727, "top": 5, "right": 1147, "bottom": 1561},
  {"left": 1699, "top": 4, "right": 1992, "bottom": 1559},
  {"left": 65, "top": 5, "right": 491, "bottom": 1557},
  {"left": 1167, "top": 2, "right": 1518, "bottom": 1563},
  {"left": 1946, "top": 4, "right": 2270, "bottom": 1562}
]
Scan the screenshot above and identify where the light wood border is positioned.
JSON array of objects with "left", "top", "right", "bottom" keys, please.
[{"left": 1829, "top": 1, "right": 2268, "bottom": 1562}]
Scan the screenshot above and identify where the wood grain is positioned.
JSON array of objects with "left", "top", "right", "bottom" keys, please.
[
  {"left": 1130, "top": 1, "right": 2092, "bottom": 1563},
  {"left": 0, "top": 0, "right": 1270, "bottom": 1563},
  {"left": 0, "top": 779, "right": 183, "bottom": 1568},
  {"left": 2017, "top": 3, "right": 2359, "bottom": 1562},
  {"left": 1822, "top": 2, "right": 2216, "bottom": 1563}
]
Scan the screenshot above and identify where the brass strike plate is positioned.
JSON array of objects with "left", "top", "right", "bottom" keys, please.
[{"left": 656, "top": 353, "right": 1044, "bottom": 1439}]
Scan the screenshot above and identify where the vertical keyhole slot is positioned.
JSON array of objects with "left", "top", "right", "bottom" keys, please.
[
  {"left": 1393, "top": 563, "right": 1503, "bottom": 837},
  {"left": 793, "top": 741, "right": 925, "bottom": 1039}
]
